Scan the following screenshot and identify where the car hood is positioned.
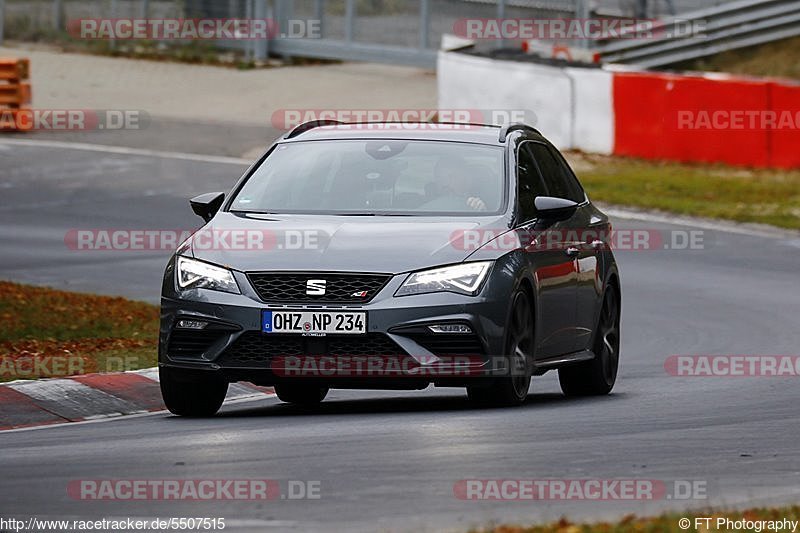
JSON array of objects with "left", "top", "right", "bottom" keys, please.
[{"left": 188, "top": 212, "right": 511, "bottom": 274}]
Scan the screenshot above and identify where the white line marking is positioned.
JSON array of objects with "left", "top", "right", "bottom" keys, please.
[
  {"left": 0, "top": 138, "right": 251, "bottom": 166},
  {"left": 601, "top": 206, "right": 799, "bottom": 239},
  {"left": 0, "top": 392, "right": 276, "bottom": 434},
  {"left": 130, "top": 367, "right": 160, "bottom": 382}
]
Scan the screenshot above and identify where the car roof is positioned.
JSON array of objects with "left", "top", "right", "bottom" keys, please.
[{"left": 278, "top": 122, "right": 514, "bottom": 145}]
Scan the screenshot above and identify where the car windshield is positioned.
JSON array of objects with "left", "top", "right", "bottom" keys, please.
[{"left": 229, "top": 139, "right": 505, "bottom": 216}]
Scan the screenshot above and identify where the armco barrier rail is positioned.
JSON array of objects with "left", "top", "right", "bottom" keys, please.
[
  {"left": 597, "top": 0, "right": 800, "bottom": 68},
  {"left": 0, "top": 0, "right": 729, "bottom": 68},
  {"left": 0, "top": 58, "right": 32, "bottom": 131}
]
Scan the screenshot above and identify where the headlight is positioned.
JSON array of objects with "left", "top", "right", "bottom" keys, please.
[
  {"left": 396, "top": 261, "right": 492, "bottom": 297},
  {"left": 176, "top": 256, "right": 240, "bottom": 294}
]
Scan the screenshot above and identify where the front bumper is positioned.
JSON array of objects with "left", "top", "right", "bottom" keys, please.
[{"left": 158, "top": 257, "right": 514, "bottom": 387}]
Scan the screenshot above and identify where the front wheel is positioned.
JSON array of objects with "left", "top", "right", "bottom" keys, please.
[
  {"left": 160, "top": 367, "right": 228, "bottom": 417},
  {"left": 467, "top": 289, "right": 533, "bottom": 407},
  {"left": 559, "top": 286, "right": 620, "bottom": 396}
]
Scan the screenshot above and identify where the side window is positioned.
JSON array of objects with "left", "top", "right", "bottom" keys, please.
[
  {"left": 549, "top": 146, "right": 586, "bottom": 202},
  {"left": 516, "top": 143, "right": 547, "bottom": 222},
  {"left": 529, "top": 143, "right": 584, "bottom": 203}
]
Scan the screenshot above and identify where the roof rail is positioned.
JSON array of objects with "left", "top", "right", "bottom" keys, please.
[
  {"left": 284, "top": 119, "right": 343, "bottom": 139},
  {"left": 498, "top": 123, "right": 541, "bottom": 142}
]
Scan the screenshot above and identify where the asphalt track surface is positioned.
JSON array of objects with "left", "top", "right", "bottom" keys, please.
[{"left": 1, "top": 139, "right": 799, "bottom": 532}]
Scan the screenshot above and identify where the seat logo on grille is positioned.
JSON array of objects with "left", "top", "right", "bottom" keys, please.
[{"left": 305, "top": 279, "right": 327, "bottom": 296}]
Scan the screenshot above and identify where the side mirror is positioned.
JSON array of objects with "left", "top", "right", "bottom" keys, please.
[
  {"left": 190, "top": 192, "right": 225, "bottom": 222},
  {"left": 534, "top": 196, "right": 579, "bottom": 220}
]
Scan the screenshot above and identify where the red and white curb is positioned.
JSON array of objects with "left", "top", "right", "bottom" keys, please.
[{"left": 0, "top": 368, "right": 275, "bottom": 431}]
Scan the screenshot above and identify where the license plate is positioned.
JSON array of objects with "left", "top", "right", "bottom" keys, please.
[{"left": 262, "top": 310, "right": 366, "bottom": 335}]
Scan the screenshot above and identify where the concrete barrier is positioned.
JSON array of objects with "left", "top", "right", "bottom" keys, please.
[
  {"left": 438, "top": 51, "right": 613, "bottom": 154},
  {"left": 438, "top": 50, "right": 800, "bottom": 169}
]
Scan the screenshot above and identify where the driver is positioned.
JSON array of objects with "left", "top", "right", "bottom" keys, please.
[{"left": 433, "top": 157, "right": 486, "bottom": 211}]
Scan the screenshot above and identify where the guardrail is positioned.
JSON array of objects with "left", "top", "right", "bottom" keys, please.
[
  {"left": 597, "top": 0, "right": 800, "bottom": 68},
  {"left": 0, "top": 58, "right": 32, "bottom": 131}
]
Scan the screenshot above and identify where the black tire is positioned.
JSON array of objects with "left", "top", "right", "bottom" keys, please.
[
  {"left": 559, "top": 285, "right": 620, "bottom": 396},
  {"left": 160, "top": 367, "right": 228, "bottom": 417},
  {"left": 275, "top": 383, "right": 329, "bottom": 406},
  {"left": 467, "top": 289, "right": 533, "bottom": 407}
]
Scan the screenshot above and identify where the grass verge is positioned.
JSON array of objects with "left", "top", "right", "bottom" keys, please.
[
  {"left": 570, "top": 153, "right": 800, "bottom": 230},
  {"left": 674, "top": 36, "right": 800, "bottom": 80},
  {"left": 0, "top": 281, "right": 158, "bottom": 382},
  {"left": 477, "top": 504, "right": 800, "bottom": 532}
]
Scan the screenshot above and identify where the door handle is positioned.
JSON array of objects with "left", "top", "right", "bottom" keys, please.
[{"left": 565, "top": 246, "right": 580, "bottom": 257}]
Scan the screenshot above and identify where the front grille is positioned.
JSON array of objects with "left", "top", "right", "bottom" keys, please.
[
  {"left": 328, "top": 335, "right": 403, "bottom": 357},
  {"left": 216, "top": 332, "right": 406, "bottom": 368},
  {"left": 167, "top": 329, "right": 228, "bottom": 358},
  {"left": 407, "top": 334, "right": 485, "bottom": 357},
  {"left": 216, "top": 333, "right": 305, "bottom": 367},
  {"left": 246, "top": 272, "right": 391, "bottom": 303}
]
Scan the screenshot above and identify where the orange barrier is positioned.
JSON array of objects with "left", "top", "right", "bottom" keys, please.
[
  {"left": 0, "top": 58, "right": 32, "bottom": 132},
  {"left": 0, "top": 58, "right": 30, "bottom": 81},
  {"left": 0, "top": 83, "right": 31, "bottom": 106}
]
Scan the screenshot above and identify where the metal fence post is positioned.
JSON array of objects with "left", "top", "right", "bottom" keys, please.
[
  {"left": 0, "top": 0, "right": 5, "bottom": 44},
  {"left": 245, "top": 0, "right": 253, "bottom": 60},
  {"left": 344, "top": 0, "right": 355, "bottom": 43},
  {"left": 497, "top": 0, "right": 506, "bottom": 49},
  {"left": 254, "top": 0, "right": 268, "bottom": 61},
  {"left": 140, "top": 0, "right": 149, "bottom": 19},
  {"left": 575, "top": 0, "right": 590, "bottom": 48},
  {"left": 314, "top": 0, "right": 324, "bottom": 39},
  {"left": 110, "top": 0, "right": 117, "bottom": 48},
  {"left": 419, "top": 0, "right": 430, "bottom": 50},
  {"left": 53, "top": 0, "right": 64, "bottom": 32}
]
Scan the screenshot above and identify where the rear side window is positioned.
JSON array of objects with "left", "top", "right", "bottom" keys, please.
[{"left": 528, "top": 142, "right": 584, "bottom": 203}]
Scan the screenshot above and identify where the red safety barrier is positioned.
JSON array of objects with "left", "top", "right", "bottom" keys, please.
[
  {"left": 767, "top": 80, "right": 800, "bottom": 169},
  {"left": 613, "top": 70, "right": 800, "bottom": 169},
  {"left": 613, "top": 71, "right": 772, "bottom": 167}
]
